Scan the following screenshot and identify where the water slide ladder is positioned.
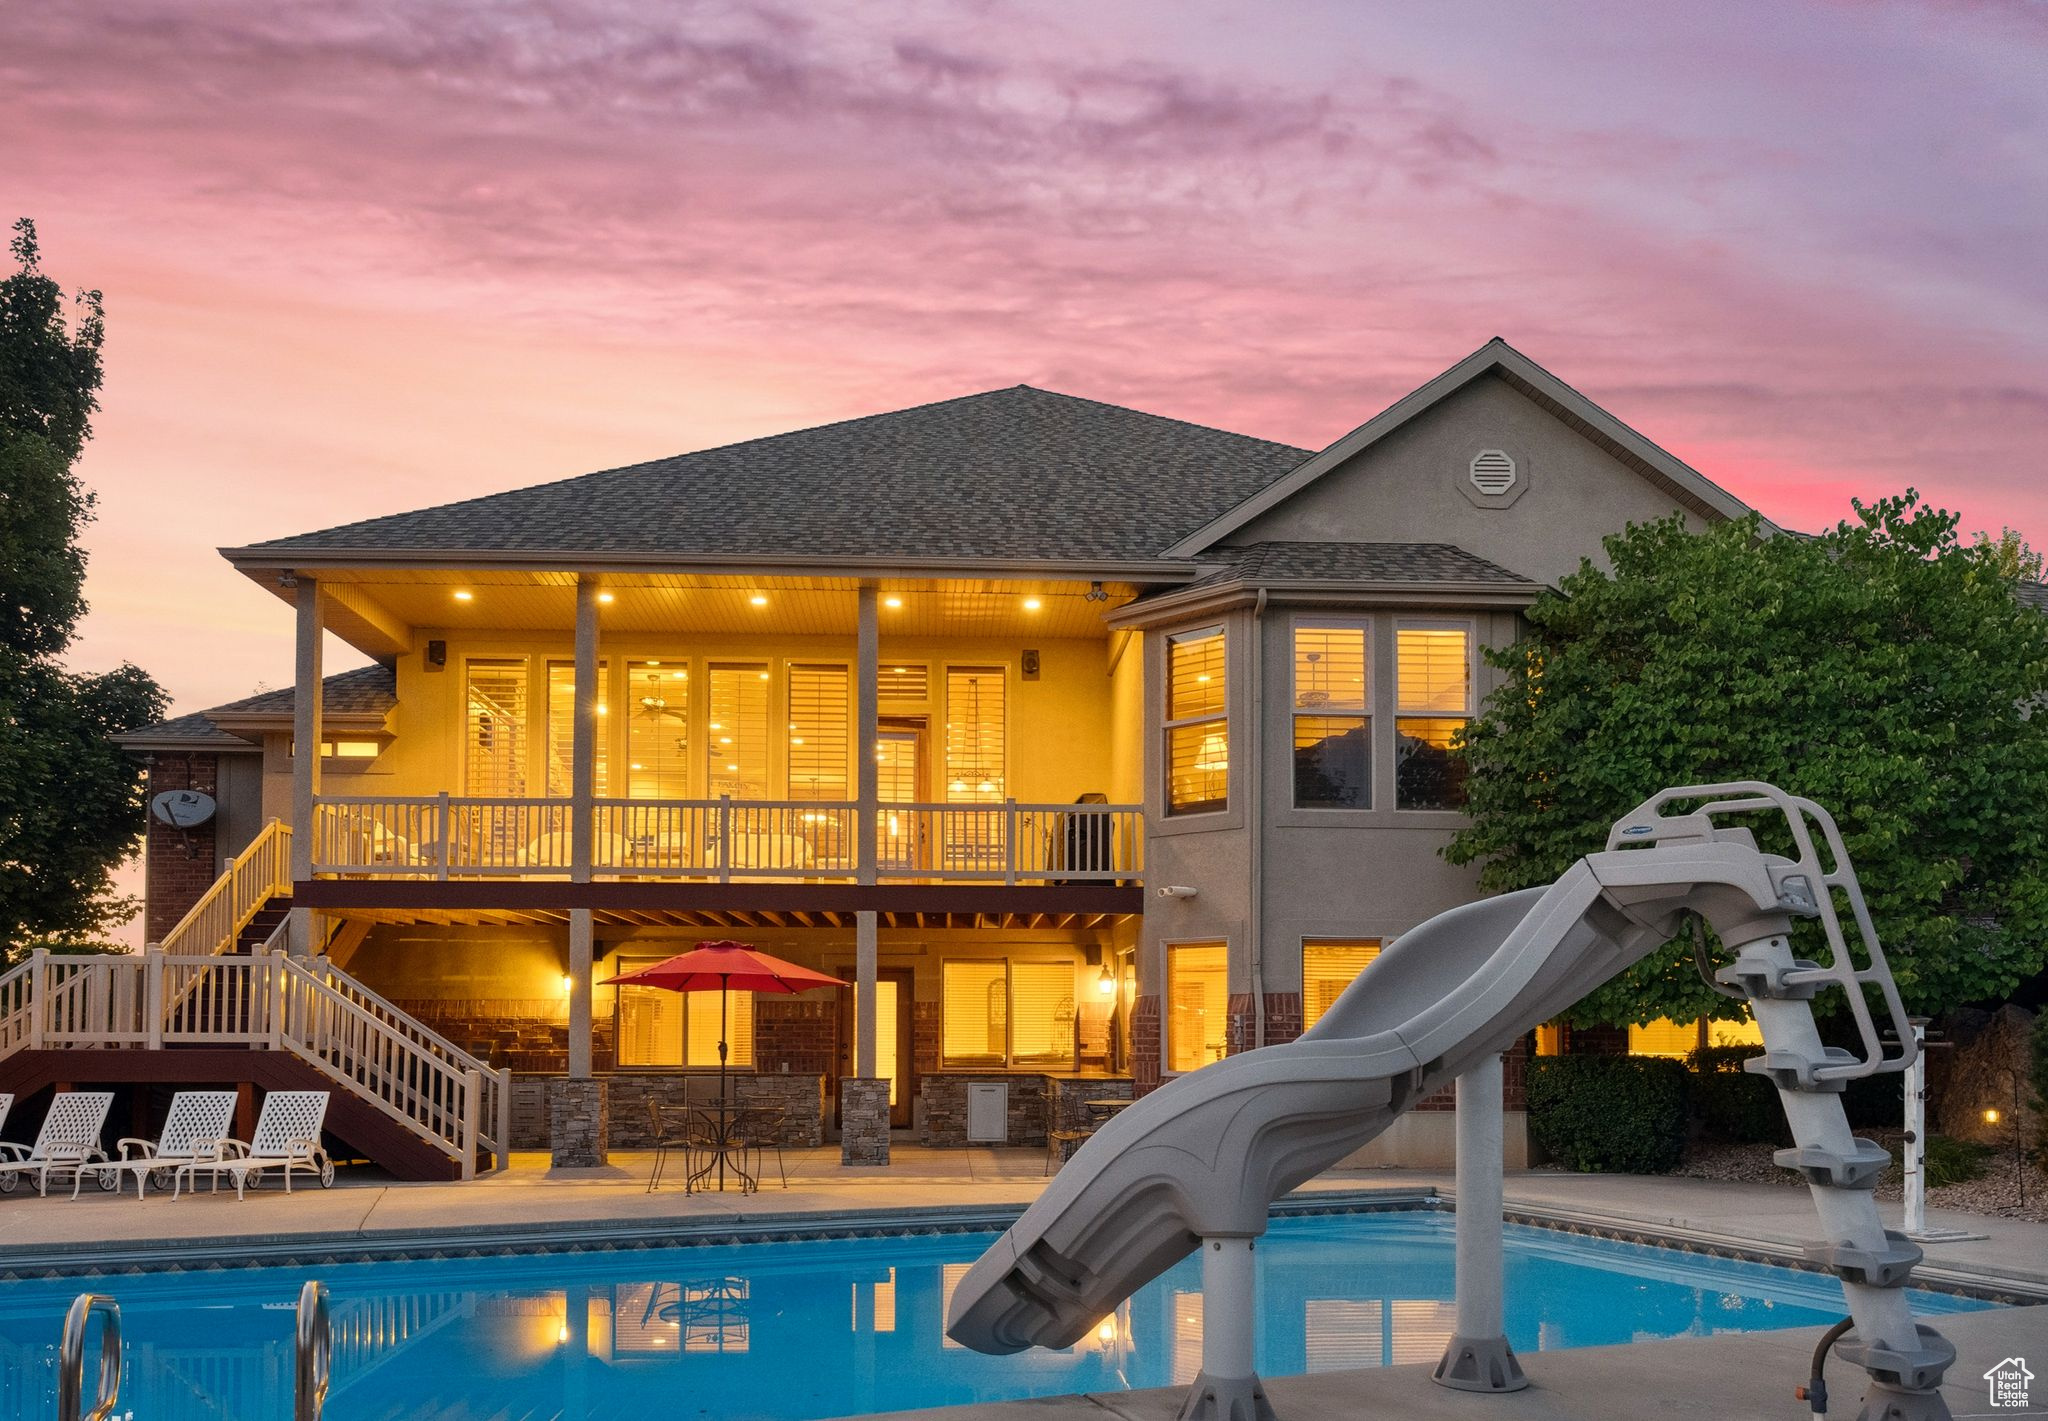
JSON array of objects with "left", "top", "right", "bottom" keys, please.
[{"left": 947, "top": 783, "right": 1958, "bottom": 1421}]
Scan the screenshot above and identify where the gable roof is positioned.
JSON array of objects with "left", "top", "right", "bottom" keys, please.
[
  {"left": 117, "top": 664, "right": 398, "bottom": 753},
  {"left": 1163, "top": 338, "right": 1771, "bottom": 557},
  {"left": 224, "top": 387, "right": 1311, "bottom": 571},
  {"left": 1179, "top": 541, "right": 1533, "bottom": 593}
]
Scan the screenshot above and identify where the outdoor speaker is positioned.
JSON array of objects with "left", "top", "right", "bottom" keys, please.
[
  {"left": 425, "top": 639, "right": 447, "bottom": 669},
  {"left": 1022, "top": 649, "right": 1041, "bottom": 680}
]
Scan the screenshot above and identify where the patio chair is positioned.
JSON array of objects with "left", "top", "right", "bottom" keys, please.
[
  {"left": 0, "top": 1093, "right": 14, "bottom": 1140},
  {"left": 173, "top": 1090, "right": 333, "bottom": 1200},
  {"left": 738, "top": 1102, "right": 790, "bottom": 1189},
  {"left": 1043, "top": 1092, "right": 1095, "bottom": 1177},
  {"left": 81, "top": 1090, "right": 238, "bottom": 1200},
  {"left": 646, "top": 1098, "right": 703, "bottom": 1193},
  {"left": 0, "top": 1092, "right": 114, "bottom": 1197}
]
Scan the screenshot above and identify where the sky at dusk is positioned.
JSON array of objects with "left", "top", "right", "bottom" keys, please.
[{"left": 7, "top": 0, "right": 2048, "bottom": 721}]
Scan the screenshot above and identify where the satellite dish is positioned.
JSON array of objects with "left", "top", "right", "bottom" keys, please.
[{"left": 151, "top": 789, "right": 216, "bottom": 829}]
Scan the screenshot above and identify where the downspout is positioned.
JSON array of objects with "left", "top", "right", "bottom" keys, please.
[{"left": 1249, "top": 589, "right": 1268, "bottom": 1050}]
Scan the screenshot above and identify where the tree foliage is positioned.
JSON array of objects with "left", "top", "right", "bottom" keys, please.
[
  {"left": 0, "top": 219, "right": 165, "bottom": 958},
  {"left": 1446, "top": 494, "right": 2048, "bottom": 1025}
]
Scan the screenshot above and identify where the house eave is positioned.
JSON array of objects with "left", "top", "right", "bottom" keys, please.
[{"left": 1107, "top": 578, "right": 1540, "bottom": 629}]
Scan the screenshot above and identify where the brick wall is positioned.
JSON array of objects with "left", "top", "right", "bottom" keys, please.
[
  {"left": 755, "top": 997, "right": 836, "bottom": 1076},
  {"left": 912, "top": 1000, "right": 940, "bottom": 1078},
  {"left": 1131, "top": 994, "right": 1160, "bottom": 1095},
  {"left": 1413, "top": 1037, "right": 1531, "bottom": 1112},
  {"left": 143, "top": 754, "right": 220, "bottom": 944},
  {"left": 1224, "top": 992, "right": 1306, "bottom": 1055}
]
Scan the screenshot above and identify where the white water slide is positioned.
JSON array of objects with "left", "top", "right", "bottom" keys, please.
[{"left": 948, "top": 783, "right": 1956, "bottom": 1421}]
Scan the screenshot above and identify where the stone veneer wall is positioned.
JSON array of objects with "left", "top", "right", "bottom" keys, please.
[
  {"left": 1131, "top": 995, "right": 1161, "bottom": 1096},
  {"left": 143, "top": 753, "right": 220, "bottom": 944},
  {"left": 918, "top": 1073, "right": 1042, "bottom": 1146},
  {"left": 839, "top": 1078, "right": 890, "bottom": 1165},
  {"left": 548, "top": 1078, "right": 609, "bottom": 1167},
  {"left": 513, "top": 1073, "right": 826, "bottom": 1150}
]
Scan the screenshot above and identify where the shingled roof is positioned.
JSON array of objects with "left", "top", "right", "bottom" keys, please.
[
  {"left": 1179, "top": 541, "right": 1535, "bottom": 592},
  {"left": 230, "top": 387, "right": 1312, "bottom": 566},
  {"left": 117, "top": 665, "right": 397, "bottom": 751}
]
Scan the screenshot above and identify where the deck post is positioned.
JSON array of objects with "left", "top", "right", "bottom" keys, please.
[
  {"left": 1433, "top": 1052, "right": 1526, "bottom": 1393},
  {"left": 144, "top": 952, "right": 163, "bottom": 1049},
  {"left": 856, "top": 583, "right": 879, "bottom": 886},
  {"left": 28, "top": 948, "right": 46, "bottom": 1048},
  {"left": 566, "top": 579, "right": 599, "bottom": 1084},
  {"left": 461, "top": 1068, "right": 482, "bottom": 1181},
  {"left": 288, "top": 574, "right": 324, "bottom": 956}
]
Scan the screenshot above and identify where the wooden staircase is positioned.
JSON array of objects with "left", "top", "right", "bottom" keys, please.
[{"left": 0, "top": 826, "right": 513, "bottom": 1181}]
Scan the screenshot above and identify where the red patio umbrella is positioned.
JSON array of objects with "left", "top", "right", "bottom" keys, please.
[{"left": 602, "top": 941, "right": 847, "bottom": 1104}]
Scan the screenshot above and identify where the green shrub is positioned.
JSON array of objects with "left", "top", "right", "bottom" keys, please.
[
  {"left": 1841, "top": 1071, "right": 1903, "bottom": 1131},
  {"left": 1686, "top": 1045, "right": 1789, "bottom": 1145},
  {"left": 1527, "top": 1056, "right": 1688, "bottom": 1174},
  {"left": 1897, "top": 1135, "right": 1993, "bottom": 1188}
]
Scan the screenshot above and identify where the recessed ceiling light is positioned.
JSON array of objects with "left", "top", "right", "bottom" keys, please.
[
  {"left": 749, "top": 594, "right": 768, "bottom": 607},
  {"left": 597, "top": 591, "right": 614, "bottom": 604},
  {"left": 1023, "top": 597, "right": 1042, "bottom": 611},
  {"left": 883, "top": 596, "right": 903, "bottom": 609},
  {"left": 453, "top": 590, "right": 474, "bottom": 602}
]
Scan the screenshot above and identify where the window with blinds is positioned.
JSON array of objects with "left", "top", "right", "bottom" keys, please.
[
  {"left": 944, "top": 667, "right": 1005, "bottom": 801},
  {"left": 939, "top": 958, "right": 1076, "bottom": 1069},
  {"left": 941, "top": 960, "right": 1007, "bottom": 1066},
  {"left": 787, "top": 664, "right": 851, "bottom": 800},
  {"left": 878, "top": 663, "right": 930, "bottom": 708},
  {"left": 686, "top": 989, "right": 754, "bottom": 1067},
  {"left": 545, "top": 661, "right": 609, "bottom": 797},
  {"left": 627, "top": 659, "right": 690, "bottom": 799},
  {"left": 707, "top": 663, "right": 771, "bottom": 798},
  {"left": 464, "top": 659, "right": 529, "bottom": 797},
  {"left": 1293, "top": 621, "right": 1370, "bottom": 809},
  {"left": 1395, "top": 622, "right": 1472, "bottom": 811},
  {"left": 1009, "top": 961, "right": 1076, "bottom": 1066},
  {"left": 1165, "top": 628, "right": 1227, "bottom": 815},
  {"left": 616, "top": 980, "right": 684, "bottom": 1066},
  {"left": 1167, "top": 941, "right": 1227, "bottom": 1072},
  {"left": 1302, "top": 939, "right": 1381, "bottom": 1031}
]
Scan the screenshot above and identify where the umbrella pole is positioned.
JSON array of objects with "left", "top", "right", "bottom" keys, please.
[{"left": 719, "top": 980, "right": 730, "bottom": 1190}]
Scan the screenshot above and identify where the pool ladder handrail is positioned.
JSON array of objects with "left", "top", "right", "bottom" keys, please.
[
  {"left": 57, "top": 1293, "right": 121, "bottom": 1421},
  {"left": 297, "top": 1280, "right": 332, "bottom": 1421}
]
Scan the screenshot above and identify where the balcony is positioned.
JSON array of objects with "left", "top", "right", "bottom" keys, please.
[{"left": 311, "top": 795, "right": 1143, "bottom": 886}]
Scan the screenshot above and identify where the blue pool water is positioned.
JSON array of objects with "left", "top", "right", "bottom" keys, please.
[{"left": 0, "top": 1211, "right": 1993, "bottom": 1419}]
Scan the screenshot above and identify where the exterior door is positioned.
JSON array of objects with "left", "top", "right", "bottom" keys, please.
[
  {"left": 839, "top": 968, "right": 914, "bottom": 1128},
  {"left": 875, "top": 729, "right": 923, "bottom": 872}
]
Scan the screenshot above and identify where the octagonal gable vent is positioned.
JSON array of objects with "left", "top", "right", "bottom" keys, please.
[{"left": 1470, "top": 449, "right": 1517, "bottom": 496}]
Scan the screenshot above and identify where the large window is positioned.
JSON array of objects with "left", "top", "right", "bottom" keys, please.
[
  {"left": 626, "top": 659, "right": 690, "bottom": 798},
  {"left": 1628, "top": 1014, "right": 1763, "bottom": 1059},
  {"left": 1302, "top": 939, "right": 1381, "bottom": 1031},
  {"left": 944, "top": 667, "right": 1006, "bottom": 801},
  {"left": 1166, "top": 941, "right": 1227, "bottom": 1072},
  {"left": 1395, "top": 622, "right": 1472, "bottom": 811},
  {"left": 615, "top": 958, "right": 755, "bottom": 1067},
  {"left": 1292, "top": 621, "right": 1371, "bottom": 809},
  {"left": 940, "top": 959, "right": 1076, "bottom": 1069},
  {"left": 707, "top": 663, "right": 771, "bottom": 798},
  {"left": 464, "top": 659, "right": 529, "bottom": 796},
  {"left": 546, "top": 660, "right": 609, "bottom": 797},
  {"left": 1165, "top": 628, "right": 1228, "bottom": 815},
  {"left": 787, "top": 664, "right": 851, "bottom": 800}
]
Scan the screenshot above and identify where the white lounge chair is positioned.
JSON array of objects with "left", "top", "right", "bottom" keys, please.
[
  {"left": 0, "top": 1092, "right": 113, "bottom": 1197},
  {"left": 82, "top": 1090, "right": 238, "bottom": 1200},
  {"left": 0, "top": 1093, "right": 14, "bottom": 1139},
  {"left": 174, "top": 1090, "right": 334, "bottom": 1200}
]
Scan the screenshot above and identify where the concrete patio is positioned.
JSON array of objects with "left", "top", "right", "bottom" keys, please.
[{"left": 0, "top": 1149, "right": 2043, "bottom": 1303}]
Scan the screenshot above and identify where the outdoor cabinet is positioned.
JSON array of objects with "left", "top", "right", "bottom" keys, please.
[{"left": 965, "top": 1083, "right": 1009, "bottom": 1143}]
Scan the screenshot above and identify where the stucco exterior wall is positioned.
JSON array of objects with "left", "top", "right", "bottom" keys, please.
[{"left": 1227, "top": 373, "right": 1711, "bottom": 586}]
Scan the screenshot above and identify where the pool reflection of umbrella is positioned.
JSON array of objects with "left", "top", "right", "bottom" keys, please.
[{"left": 602, "top": 941, "right": 847, "bottom": 1104}]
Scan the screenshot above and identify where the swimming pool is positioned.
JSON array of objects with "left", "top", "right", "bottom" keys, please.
[{"left": 0, "top": 1211, "right": 1994, "bottom": 1419}]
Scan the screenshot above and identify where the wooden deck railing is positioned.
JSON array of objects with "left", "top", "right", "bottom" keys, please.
[
  {"left": 312, "top": 795, "right": 1143, "bottom": 884},
  {"left": 156, "top": 818, "right": 292, "bottom": 956},
  {"left": 0, "top": 948, "right": 511, "bottom": 1176}
]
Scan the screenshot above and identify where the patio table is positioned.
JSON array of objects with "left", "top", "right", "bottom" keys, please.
[{"left": 686, "top": 1102, "right": 756, "bottom": 1194}]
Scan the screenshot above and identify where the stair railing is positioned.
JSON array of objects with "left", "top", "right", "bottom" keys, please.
[
  {"left": 273, "top": 954, "right": 504, "bottom": 1178},
  {"left": 157, "top": 819, "right": 293, "bottom": 957}
]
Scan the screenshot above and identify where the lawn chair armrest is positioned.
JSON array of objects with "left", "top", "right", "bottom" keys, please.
[
  {"left": 287, "top": 1137, "right": 323, "bottom": 1155},
  {"left": 116, "top": 1138, "right": 159, "bottom": 1160},
  {"left": 0, "top": 1143, "right": 29, "bottom": 1162},
  {"left": 197, "top": 1137, "right": 249, "bottom": 1160}
]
